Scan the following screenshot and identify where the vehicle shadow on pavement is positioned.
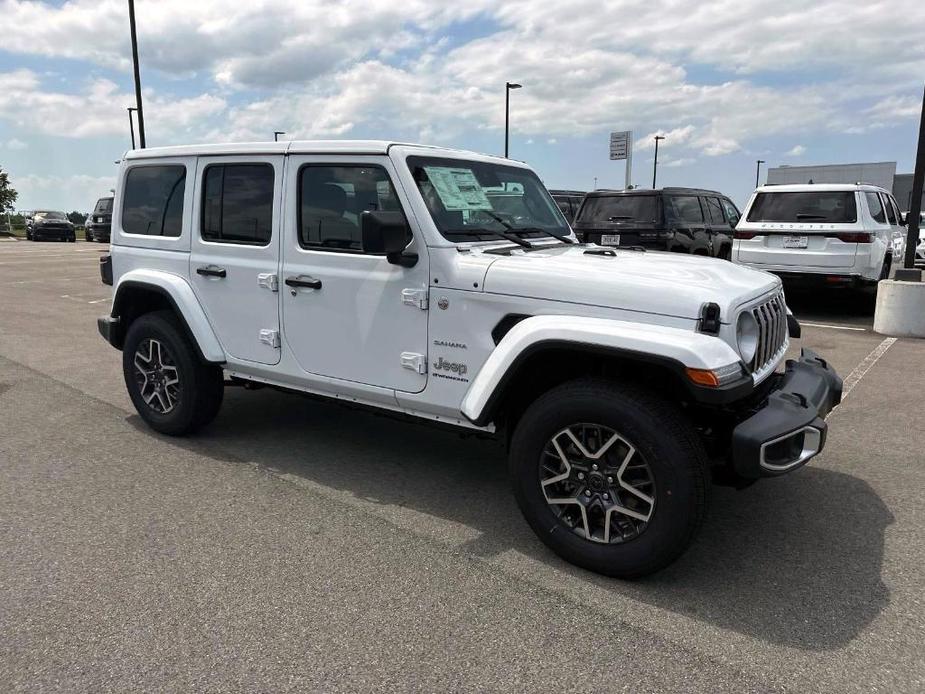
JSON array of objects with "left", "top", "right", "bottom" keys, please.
[{"left": 129, "top": 385, "right": 893, "bottom": 652}]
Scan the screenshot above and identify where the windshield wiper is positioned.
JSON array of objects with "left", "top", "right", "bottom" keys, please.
[
  {"left": 483, "top": 211, "right": 573, "bottom": 245},
  {"left": 608, "top": 215, "right": 635, "bottom": 220},
  {"left": 795, "top": 213, "right": 827, "bottom": 220},
  {"left": 442, "top": 229, "right": 532, "bottom": 249}
]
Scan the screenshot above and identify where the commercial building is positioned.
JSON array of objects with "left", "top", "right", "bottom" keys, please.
[{"left": 766, "top": 161, "right": 922, "bottom": 211}]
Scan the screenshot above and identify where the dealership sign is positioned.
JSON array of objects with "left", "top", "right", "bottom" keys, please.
[{"left": 609, "top": 130, "right": 633, "bottom": 187}]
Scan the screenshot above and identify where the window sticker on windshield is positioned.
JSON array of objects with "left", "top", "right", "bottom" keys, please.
[{"left": 423, "top": 166, "right": 493, "bottom": 211}]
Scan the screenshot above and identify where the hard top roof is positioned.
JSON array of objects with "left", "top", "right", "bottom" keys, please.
[{"left": 121, "top": 140, "right": 521, "bottom": 165}]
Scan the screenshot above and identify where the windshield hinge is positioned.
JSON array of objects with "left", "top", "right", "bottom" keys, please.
[{"left": 401, "top": 287, "right": 429, "bottom": 310}]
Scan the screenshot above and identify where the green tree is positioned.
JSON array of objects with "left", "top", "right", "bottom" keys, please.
[
  {"left": 67, "top": 211, "right": 87, "bottom": 225},
  {"left": 0, "top": 165, "right": 18, "bottom": 213}
]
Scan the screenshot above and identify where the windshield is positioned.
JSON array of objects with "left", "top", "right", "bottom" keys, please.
[
  {"left": 747, "top": 192, "right": 857, "bottom": 223},
  {"left": 576, "top": 195, "right": 657, "bottom": 224},
  {"left": 407, "top": 156, "right": 570, "bottom": 242},
  {"left": 95, "top": 198, "right": 113, "bottom": 213},
  {"left": 34, "top": 211, "right": 66, "bottom": 220}
]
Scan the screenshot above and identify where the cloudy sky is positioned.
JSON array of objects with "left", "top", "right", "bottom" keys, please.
[{"left": 0, "top": 0, "right": 923, "bottom": 212}]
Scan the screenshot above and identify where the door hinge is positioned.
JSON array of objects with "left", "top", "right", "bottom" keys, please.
[
  {"left": 401, "top": 288, "right": 429, "bottom": 310},
  {"left": 259, "top": 329, "right": 281, "bottom": 348},
  {"left": 400, "top": 352, "right": 427, "bottom": 374},
  {"left": 257, "top": 273, "right": 279, "bottom": 292}
]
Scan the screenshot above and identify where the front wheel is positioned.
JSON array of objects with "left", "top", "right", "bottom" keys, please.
[
  {"left": 509, "top": 379, "right": 708, "bottom": 578},
  {"left": 122, "top": 310, "right": 224, "bottom": 436}
]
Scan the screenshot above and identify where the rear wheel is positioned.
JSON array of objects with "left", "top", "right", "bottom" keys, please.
[
  {"left": 878, "top": 254, "right": 892, "bottom": 281},
  {"left": 509, "top": 378, "right": 708, "bottom": 578},
  {"left": 123, "top": 310, "right": 224, "bottom": 436}
]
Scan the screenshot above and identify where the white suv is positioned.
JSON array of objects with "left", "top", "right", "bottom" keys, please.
[
  {"left": 733, "top": 183, "right": 906, "bottom": 286},
  {"left": 98, "top": 140, "right": 841, "bottom": 578}
]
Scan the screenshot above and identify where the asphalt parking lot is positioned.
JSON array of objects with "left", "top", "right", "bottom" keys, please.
[{"left": 1, "top": 239, "right": 924, "bottom": 692}]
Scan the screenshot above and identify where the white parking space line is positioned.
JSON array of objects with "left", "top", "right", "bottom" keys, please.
[
  {"left": 841, "top": 337, "right": 897, "bottom": 400},
  {"left": 60, "top": 294, "right": 111, "bottom": 305},
  {"left": 800, "top": 322, "right": 868, "bottom": 332}
]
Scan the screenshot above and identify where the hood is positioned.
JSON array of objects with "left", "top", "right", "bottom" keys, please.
[{"left": 481, "top": 244, "right": 779, "bottom": 321}]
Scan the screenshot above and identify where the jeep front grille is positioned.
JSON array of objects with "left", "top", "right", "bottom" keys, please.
[{"left": 748, "top": 292, "right": 788, "bottom": 375}]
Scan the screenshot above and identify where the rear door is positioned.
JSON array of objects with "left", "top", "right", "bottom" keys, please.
[
  {"left": 665, "top": 195, "right": 708, "bottom": 253},
  {"left": 736, "top": 190, "right": 861, "bottom": 268},
  {"left": 703, "top": 196, "right": 730, "bottom": 256},
  {"left": 189, "top": 155, "right": 283, "bottom": 365}
]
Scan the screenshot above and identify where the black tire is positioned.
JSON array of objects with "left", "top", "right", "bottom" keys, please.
[
  {"left": 878, "top": 255, "right": 892, "bottom": 281},
  {"left": 509, "top": 378, "right": 708, "bottom": 579},
  {"left": 85, "top": 229, "right": 93, "bottom": 242},
  {"left": 122, "top": 310, "right": 224, "bottom": 436},
  {"left": 718, "top": 245, "right": 732, "bottom": 261}
]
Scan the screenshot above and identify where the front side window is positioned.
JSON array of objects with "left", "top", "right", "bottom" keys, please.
[
  {"left": 576, "top": 195, "right": 657, "bottom": 224},
  {"left": 721, "top": 198, "right": 741, "bottom": 226},
  {"left": 408, "top": 156, "right": 569, "bottom": 242},
  {"left": 746, "top": 191, "right": 857, "bottom": 223},
  {"left": 668, "top": 196, "right": 704, "bottom": 224},
  {"left": 298, "top": 165, "right": 403, "bottom": 251},
  {"left": 122, "top": 165, "right": 186, "bottom": 236},
  {"left": 201, "top": 164, "right": 274, "bottom": 245},
  {"left": 865, "top": 192, "right": 886, "bottom": 224},
  {"left": 704, "top": 197, "right": 725, "bottom": 224}
]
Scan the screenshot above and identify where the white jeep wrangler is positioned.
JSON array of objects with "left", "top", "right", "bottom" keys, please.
[{"left": 98, "top": 141, "right": 842, "bottom": 578}]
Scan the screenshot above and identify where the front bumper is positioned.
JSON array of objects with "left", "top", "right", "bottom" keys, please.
[{"left": 730, "top": 349, "right": 842, "bottom": 478}]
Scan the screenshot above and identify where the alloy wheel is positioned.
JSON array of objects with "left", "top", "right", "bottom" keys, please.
[
  {"left": 133, "top": 338, "right": 181, "bottom": 414},
  {"left": 540, "top": 423, "right": 655, "bottom": 544}
]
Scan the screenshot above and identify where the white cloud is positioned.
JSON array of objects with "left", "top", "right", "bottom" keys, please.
[
  {"left": 0, "top": 70, "right": 226, "bottom": 140},
  {"left": 786, "top": 145, "right": 806, "bottom": 157},
  {"left": 13, "top": 173, "right": 116, "bottom": 212},
  {"left": 2, "top": 138, "right": 28, "bottom": 150}
]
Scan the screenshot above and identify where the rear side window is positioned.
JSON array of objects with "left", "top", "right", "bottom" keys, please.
[
  {"left": 746, "top": 192, "right": 857, "bottom": 223},
  {"left": 298, "top": 164, "right": 403, "bottom": 252},
  {"left": 122, "top": 165, "right": 186, "bottom": 236},
  {"left": 865, "top": 192, "right": 886, "bottom": 224},
  {"left": 667, "top": 196, "right": 704, "bottom": 224},
  {"left": 576, "top": 195, "right": 657, "bottom": 223},
  {"left": 881, "top": 194, "right": 897, "bottom": 225},
  {"left": 721, "top": 198, "right": 741, "bottom": 226},
  {"left": 704, "top": 197, "right": 725, "bottom": 224},
  {"left": 201, "top": 164, "right": 274, "bottom": 245}
]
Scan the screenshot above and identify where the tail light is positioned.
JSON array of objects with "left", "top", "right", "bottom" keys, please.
[
  {"left": 734, "top": 230, "right": 758, "bottom": 240},
  {"left": 834, "top": 232, "right": 871, "bottom": 243}
]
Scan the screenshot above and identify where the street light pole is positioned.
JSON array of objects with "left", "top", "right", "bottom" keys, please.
[
  {"left": 504, "top": 82, "right": 521, "bottom": 158},
  {"left": 652, "top": 135, "right": 665, "bottom": 189},
  {"left": 127, "top": 0, "right": 146, "bottom": 148},
  {"left": 127, "top": 107, "right": 137, "bottom": 149},
  {"left": 274, "top": 131, "right": 286, "bottom": 142},
  {"left": 756, "top": 160, "right": 765, "bottom": 188}
]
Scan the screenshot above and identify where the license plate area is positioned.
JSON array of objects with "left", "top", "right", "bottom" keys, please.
[
  {"left": 600, "top": 234, "right": 621, "bottom": 246},
  {"left": 783, "top": 235, "right": 809, "bottom": 249}
]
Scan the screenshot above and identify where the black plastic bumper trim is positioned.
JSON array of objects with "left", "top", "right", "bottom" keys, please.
[{"left": 730, "top": 348, "right": 842, "bottom": 478}]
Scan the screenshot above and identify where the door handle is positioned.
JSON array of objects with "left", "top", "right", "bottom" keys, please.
[
  {"left": 285, "top": 275, "right": 322, "bottom": 290},
  {"left": 196, "top": 265, "right": 227, "bottom": 278}
]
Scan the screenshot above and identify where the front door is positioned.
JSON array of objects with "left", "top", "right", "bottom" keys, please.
[
  {"left": 280, "top": 156, "right": 429, "bottom": 393},
  {"left": 190, "top": 155, "right": 283, "bottom": 365}
]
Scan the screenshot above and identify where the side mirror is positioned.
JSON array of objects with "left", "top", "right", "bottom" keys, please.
[
  {"left": 899, "top": 212, "right": 907, "bottom": 226},
  {"left": 361, "top": 210, "right": 417, "bottom": 267}
]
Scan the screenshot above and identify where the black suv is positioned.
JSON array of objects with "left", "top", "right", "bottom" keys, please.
[
  {"left": 549, "top": 189, "right": 586, "bottom": 223},
  {"left": 26, "top": 211, "right": 76, "bottom": 242},
  {"left": 85, "top": 196, "right": 113, "bottom": 243},
  {"left": 573, "top": 187, "right": 741, "bottom": 259}
]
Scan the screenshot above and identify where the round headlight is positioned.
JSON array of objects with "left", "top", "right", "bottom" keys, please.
[{"left": 736, "top": 311, "right": 759, "bottom": 365}]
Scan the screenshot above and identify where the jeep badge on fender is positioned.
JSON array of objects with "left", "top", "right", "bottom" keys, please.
[{"left": 97, "top": 139, "right": 842, "bottom": 578}]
